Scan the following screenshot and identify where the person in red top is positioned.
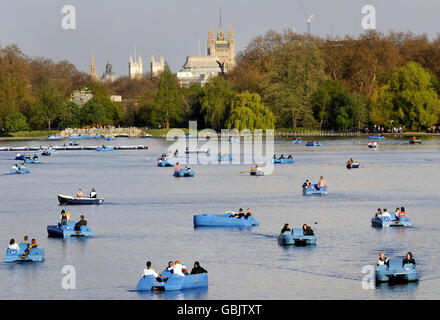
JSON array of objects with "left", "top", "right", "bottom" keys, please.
[
  {"left": 412, "top": 136, "right": 416, "bottom": 140},
  {"left": 398, "top": 207, "right": 407, "bottom": 217}
]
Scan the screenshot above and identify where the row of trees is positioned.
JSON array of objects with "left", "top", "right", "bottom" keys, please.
[{"left": 2, "top": 30, "right": 440, "bottom": 133}]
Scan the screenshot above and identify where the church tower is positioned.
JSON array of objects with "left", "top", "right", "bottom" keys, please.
[
  {"left": 207, "top": 11, "right": 235, "bottom": 72},
  {"left": 101, "top": 57, "right": 116, "bottom": 82},
  {"left": 89, "top": 50, "right": 99, "bottom": 81},
  {"left": 129, "top": 48, "right": 143, "bottom": 79}
]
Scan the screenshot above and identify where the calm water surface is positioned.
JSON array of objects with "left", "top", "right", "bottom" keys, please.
[{"left": 1, "top": 136, "right": 440, "bottom": 299}]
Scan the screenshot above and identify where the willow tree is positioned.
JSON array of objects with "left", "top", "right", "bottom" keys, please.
[{"left": 226, "top": 91, "right": 275, "bottom": 130}]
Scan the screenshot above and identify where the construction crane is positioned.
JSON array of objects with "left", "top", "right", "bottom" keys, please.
[{"left": 298, "top": 0, "right": 314, "bottom": 34}]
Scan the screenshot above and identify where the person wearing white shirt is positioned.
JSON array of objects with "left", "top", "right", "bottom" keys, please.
[
  {"left": 8, "top": 239, "right": 20, "bottom": 253},
  {"left": 11, "top": 164, "right": 19, "bottom": 173},
  {"left": 382, "top": 209, "right": 391, "bottom": 219},
  {"left": 171, "top": 260, "right": 187, "bottom": 277},
  {"left": 142, "top": 261, "right": 167, "bottom": 281}
]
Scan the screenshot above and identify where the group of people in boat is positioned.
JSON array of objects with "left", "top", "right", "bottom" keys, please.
[
  {"left": 173, "top": 162, "right": 191, "bottom": 172},
  {"left": 7, "top": 235, "right": 39, "bottom": 258},
  {"left": 281, "top": 223, "right": 314, "bottom": 235},
  {"left": 377, "top": 251, "right": 416, "bottom": 267},
  {"left": 141, "top": 260, "right": 208, "bottom": 281},
  {"left": 250, "top": 164, "right": 263, "bottom": 175},
  {"left": 374, "top": 207, "right": 408, "bottom": 220},
  {"left": 59, "top": 210, "right": 88, "bottom": 231},
  {"left": 272, "top": 154, "right": 293, "bottom": 160},
  {"left": 228, "top": 208, "right": 253, "bottom": 219},
  {"left": 76, "top": 188, "right": 97, "bottom": 199},
  {"left": 302, "top": 176, "right": 327, "bottom": 190},
  {"left": 10, "top": 163, "right": 28, "bottom": 173}
]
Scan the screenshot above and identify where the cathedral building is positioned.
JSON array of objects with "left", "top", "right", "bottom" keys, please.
[
  {"left": 101, "top": 57, "right": 116, "bottom": 82},
  {"left": 129, "top": 51, "right": 143, "bottom": 79},
  {"left": 207, "top": 24, "right": 235, "bottom": 72},
  {"left": 89, "top": 50, "right": 99, "bottom": 82},
  {"left": 151, "top": 55, "right": 165, "bottom": 77}
]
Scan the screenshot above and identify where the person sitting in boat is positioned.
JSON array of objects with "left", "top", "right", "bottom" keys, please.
[
  {"left": 302, "top": 180, "right": 309, "bottom": 189},
  {"left": 60, "top": 210, "right": 68, "bottom": 225},
  {"left": 20, "top": 239, "right": 38, "bottom": 257},
  {"left": 307, "top": 181, "right": 313, "bottom": 188},
  {"left": 398, "top": 207, "right": 407, "bottom": 217},
  {"left": 170, "top": 260, "right": 188, "bottom": 277},
  {"left": 245, "top": 208, "right": 253, "bottom": 219},
  {"left": 402, "top": 252, "right": 416, "bottom": 267},
  {"left": 230, "top": 208, "right": 245, "bottom": 219},
  {"left": 76, "top": 188, "right": 83, "bottom": 198},
  {"left": 376, "top": 251, "right": 389, "bottom": 267},
  {"left": 190, "top": 261, "right": 208, "bottom": 274},
  {"left": 412, "top": 136, "right": 416, "bottom": 141},
  {"left": 303, "top": 224, "right": 314, "bottom": 236},
  {"left": 142, "top": 261, "right": 168, "bottom": 281},
  {"left": 174, "top": 149, "right": 179, "bottom": 157},
  {"left": 382, "top": 209, "right": 391, "bottom": 219},
  {"left": 185, "top": 165, "right": 192, "bottom": 171},
  {"left": 25, "top": 155, "right": 31, "bottom": 161},
  {"left": 279, "top": 154, "right": 285, "bottom": 159},
  {"left": 33, "top": 154, "right": 38, "bottom": 160},
  {"left": 20, "top": 163, "right": 27, "bottom": 170},
  {"left": 90, "top": 188, "right": 97, "bottom": 198},
  {"left": 8, "top": 239, "right": 20, "bottom": 253},
  {"left": 316, "top": 176, "right": 327, "bottom": 190},
  {"left": 281, "top": 223, "right": 291, "bottom": 233},
  {"left": 255, "top": 164, "right": 263, "bottom": 175},
  {"left": 287, "top": 154, "right": 293, "bottom": 159},
  {"left": 20, "top": 235, "right": 30, "bottom": 249},
  {"left": 174, "top": 162, "right": 181, "bottom": 172},
  {"left": 165, "top": 261, "right": 174, "bottom": 271},
  {"left": 375, "top": 208, "right": 383, "bottom": 217},
  {"left": 393, "top": 207, "right": 401, "bottom": 221},
  {"left": 11, "top": 163, "right": 19, "bottom": 173},
  {"left": 74, "top": 215, "right": 87, "bottom": 232},
  {"left": 273, "top": 154, "right": 276, "bottom": 159}
]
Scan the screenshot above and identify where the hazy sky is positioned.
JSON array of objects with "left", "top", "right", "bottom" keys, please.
[{"left": 1, "top": 0, "right": 439, "bottom": 76}]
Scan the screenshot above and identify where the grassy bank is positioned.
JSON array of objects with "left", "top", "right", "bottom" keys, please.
[{"left": 0, "top": 130, "right": 60, "bottom": 140}]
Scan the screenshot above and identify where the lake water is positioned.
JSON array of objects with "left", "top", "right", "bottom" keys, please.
[{"left": 1, "top": 136, "right": 440, "bottom": 300}]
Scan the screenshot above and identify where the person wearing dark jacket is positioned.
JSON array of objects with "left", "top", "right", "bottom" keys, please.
[
  {"left": 190, "top": 261, "right": 208, "bottom": 274},
  {"left": 303, "top": 224, "right": 314, "bottom": 236},
  {"left": 402, "top": 252, "right": 416, "bottom": 267},
  {"left": 281, "top": 223, "right": 291, "bottom": 233},
  {"left": 74, "top": 215, "right": 87, "bottom": 231}
]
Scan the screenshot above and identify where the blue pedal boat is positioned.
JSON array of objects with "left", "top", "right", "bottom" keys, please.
[
  {"left": 15, "top": 154, "right": 26, "bottom": 160},
  {"left": 371, "top": 214, "right": 411, "bottom": 228},
  {"left": 346, "top": 162, "right": 360, "bottom": 169},
  {"left": 368, "top": 135, "right": 385, "bottom": 140},
  {"left": 376, "top": 260, "right": 418, "bottom": 283},
  {"left": 303, "top": 184, "right": 327, "bottom": 195},
  {"left": 95, "top": 147, "right": 115, "bottom": 151},
  {"left": 305, "top": 141, "right": 322, "bottom": 147},
  {"left": 278, "top": 228, "right": 316, "bottom": 246},
  {"left": 193, "top": 212, "right": 259, "bottom": 228},
  {"left": 10, "top": 167, "right": 29, "bottom": 174},
  {"left": 48, "top": 135, "right": 63, "bottom": 140},
  {"left": 58, "top": 194, "right": 104, "bottom": 205},
  {"left": 103, "top": 136, "right": 115, "bottom": 140},
  {"left": 136, "top": 270, "right": 208, "bottom": 291},
  {"left": 158, "top": 159, "right": 175, "bottom": 167},
  {"left": 47, "top": 221, "right": 93, "bottom": 238},
  {"left": 273, "top": 158, "right": 294, "bottom": 164},
  {"left": 217, "top": 154, "right": 233, "bottom": 161},
  {"left": 292, "top": 138, "right": 303, "bottom": 144},
  {"left": 5, "top": 244, "right": 44, "bottom": 262},
  {"left": 69, "top": 141, "right": 80, "bottom": 146},
  {"left": 24, "top": 157, "right": 40, "bottom": 164},
  {"left": 173, "top": 169, "right": 194, "bottom": 177}
]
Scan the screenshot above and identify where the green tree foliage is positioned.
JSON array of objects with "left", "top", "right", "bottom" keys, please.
[
  {"left": 200, "top": 76, "right": 235, "bottom": 130},
  {"left": 6, "top": 112, "right": 29, "bottom": 132},
  {"left": 181, "top": 83, "right": 204, "bottom": 125},
  {"left": 226, "top": 91, "right": 275, "bottom": 130},
  {"left": 150, "top": 65, "right": 183, "bottom": 129},
  {"left": 374, "top": 62, "right": 440, "bottom": 130},
  {"left": 312, "top": 80, "right": 367, "bottom": 130},
  {"left": 34, "top": 84, "right": 67, "bottom": 130}
]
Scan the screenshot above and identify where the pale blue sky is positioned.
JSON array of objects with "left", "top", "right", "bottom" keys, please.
[{"left": 1, "top": 0, "right": 439, "bottom": 76}]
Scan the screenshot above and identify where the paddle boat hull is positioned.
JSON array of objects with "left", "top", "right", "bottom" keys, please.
[
  {"left": 376, "top": 261, "right": 418, "bottom": 283},
  {"left": 158, "top": 160, "right": 175, "bottom": 167},
  {"left": 278, "top": 229, "right": 316, "bottom": 246},
  {"left": 25, "top": 157, "right": 40, "bottom": 164},
  {"left": 10, "top": 167, "right": 29, "bottom": 174},
  {"left": 368, "top": 135, "right": 385, "bottom": 140},
  {"left": 273, "top": 158, "right": 294, "bottom": 164},
  {"left": 5, "top": 244, "right": 44, "bottom": 262},
  {"left": 47, "top": 221, "right": 93, "bottom": 238},
  {"left": 346, "top": 162, "right": 360, "bottom": 169},
  {"left": 173, "top": 169, "right": 194, "bottom": 177},
  {"left": 103, "top": 136, "right": 115, "bottom": 140},
  {"left": 15, "top": 154, "right": 25, "bottom": 160},
  {"left": 303, "top": 184, "right": 327, "bottom": 195},
  {"left": 250, "top": 170, "right": 264, "bottom": 176},
  {"left": 371, "top": 215, "right": 411, "bottom": 228},
  {"left": 193, "top": 212, "right": 259, "bottom": 228},
  {"left": 48, "top": 135, "right": 63, "bottom": 140},
  {"left": 368, "top": 143, "right": 378, "bottom": 149},
  {"left": 58, "top": 194, "right": 104, "bottom": 205},
  {"left": 292, "top": 139, "right": 303, "bottom": 144},
  {"left": 136, "top": 270, "right": 208, "bottom": 291},
  {"left": 305, "top": 142, "right": 322, "bottom": 147},
  {"left": 95, "top": 147, "right": 115, "bottom": 151},
  {"left": 409, "top": 140, "right": 422, "bottom": 144}
]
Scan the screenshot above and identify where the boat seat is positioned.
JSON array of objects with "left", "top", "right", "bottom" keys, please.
[
  {"left": 292, "top": 228, "right": 303, "bottom": 238},
  {"left": 388, "top": 260, "right": 401, "bottom": 270}
]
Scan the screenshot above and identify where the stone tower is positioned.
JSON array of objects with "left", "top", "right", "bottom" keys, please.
[
  {"left": 207, "top": 24, "right": 235, "bottom": 72},
  {"left": 151, "top": 55, "right": 165, "bottom": 77},
  {"left": 101, "top": 57, "right": 116, "bottom": 82},
  {"left": 89, "top": 50, "right": 99, "bottom": 81},
  {"left": 129, "top": 49, "right": 143, "bottom": 79}
]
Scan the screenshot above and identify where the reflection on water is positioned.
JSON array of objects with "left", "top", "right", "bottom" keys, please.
[{"left": 1, "top": 136, "right": 440, "bottom": 299}]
